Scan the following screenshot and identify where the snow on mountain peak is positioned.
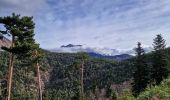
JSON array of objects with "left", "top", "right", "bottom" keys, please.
[{"left": 49, "top": 44, "right": 152, "bottom": 56}]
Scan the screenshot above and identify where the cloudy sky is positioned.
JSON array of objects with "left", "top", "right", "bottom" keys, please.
[{"left": 0, "top": 0, "right": 170, "bottom": 49}]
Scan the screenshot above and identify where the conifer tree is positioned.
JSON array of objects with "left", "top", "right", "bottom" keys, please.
[
  {"left": 0, "top": 13, "right": 39, "bottom": 100},
  {"left": 152, "top": 34, "right": 169, "bottom": 85},
  {"left": 77, "top": 52, "right": 88, "bottom": 100},
  {"left": 132, "top": 42, "right": 149, "bottom": 97},
  {"left": 32, "top": 49, "right": 43, "bottom": 100}
]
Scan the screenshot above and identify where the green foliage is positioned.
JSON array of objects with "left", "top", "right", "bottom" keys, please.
[
  {"left": 110, "top": 90, "right": 117, "bottom": 100},
  {"left": 105, "top": 88, "right": 117, "bottom": 100},
  {"left": 0, "top": 13, "right": 40, "bottom": 100},
  {"left": 152, "top": 34, "right": 169, "bottom": 85},
  {"left": 43, "top": 89, "right": 76, "bottom": 100},
  {"left": 117, "top": 89, "right": 135, "bottom": 100},
  {"left": 0, "top": 13, "right": 39, "bottom": 59},
  {"left": 137, "top": 78, "right": 170, "bottom": 100},
  {"left": 43, "top": 52, "right": 135, "bottom": 98},
  {"left": 0, "top": 52, "right": 8, "bottom": 98},
  {"left": 77, "top": 52, "right": 89, "bottom": 60},
  {"left": 0, "top": 51, "right": 37, "bottom": 99},
  {"left": 0, "top": 51, "right": 8, "bottom": 77},
  {"left": 0, "top": 47, "right": 170, "bottom": 99},
  {"left": 132, "top": 42, "right": 150, "bottom": 97}
]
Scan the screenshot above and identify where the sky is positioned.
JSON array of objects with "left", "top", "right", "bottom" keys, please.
[{"left": 0, "top": 0, "right": 170, "bottom": 50}]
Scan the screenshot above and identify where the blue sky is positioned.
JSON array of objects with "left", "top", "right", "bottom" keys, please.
[{"left": 0, "top": 0, "right": 170, "bottom": 49}]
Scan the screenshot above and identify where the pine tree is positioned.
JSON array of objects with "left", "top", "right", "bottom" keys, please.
[
  {"left": 77, "top": 52, "right": 88, "bottom": 100},
  {"left": 34, "top": 49, "right": 43, "bottom": 100},
  {"left": 0, "top": 13, "right": 39, "bottom": 100},
  {"left": 132, "top": 42, "right": 149, "bottom": 97},
  {"left": 152, "top": 34, "right": 169, "bottom": 85}
]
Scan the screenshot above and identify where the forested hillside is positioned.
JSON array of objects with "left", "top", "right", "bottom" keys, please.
[
  {"left": 0, "top": 49, "right": 134, "bottom": 99},
  {"left": 44, "top": 47, "right": 170, "bottom": 99},
  {"left": 0, "top": 47, "right": 170, "bottom": 99},
  {"left": 44, "top": 51, "right": 134, "bottom": 99}
]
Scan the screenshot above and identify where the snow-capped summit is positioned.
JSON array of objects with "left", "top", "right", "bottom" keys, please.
[{"left": 49, "top": 44, "right": 152, "bottom": 56}]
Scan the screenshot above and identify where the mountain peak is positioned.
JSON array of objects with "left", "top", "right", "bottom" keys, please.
[
  {"left": 49, "top": 44, "right": 152, "bottom": 57},
  {"left": 61, "top": 44, "right": 82, "bottom": 48}
]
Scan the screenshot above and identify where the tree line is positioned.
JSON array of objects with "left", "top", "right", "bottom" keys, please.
[{"left": 132, "top": 34, "right": 169, "bottom": 97}]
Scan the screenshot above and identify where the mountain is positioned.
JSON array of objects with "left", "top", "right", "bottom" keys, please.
[
  {"left": 61, "top": 44, "right": 82, "bottom": 48},
  {"left": 49, "top": 44, "right": 152, "bottom": 60},
  {"left": 88, "top": 52, "right": 133, "bottom": 61},
  {"left": 50, "top": 44, "right": 133, "bottom": 55}
]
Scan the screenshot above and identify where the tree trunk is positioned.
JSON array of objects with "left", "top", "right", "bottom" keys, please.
[
  {"left": 37, "top": 61, "right": 42, "bottom": 100},
  {"left": 6, "top": 36, "right": 14, "bottom": 100},
  {"left": 80, "top": 60, "right": 84, "bottom": 100}
]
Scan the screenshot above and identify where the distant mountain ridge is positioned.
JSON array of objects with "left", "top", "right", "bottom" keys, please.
[
  {"left": 61, "top": 44, "right": 82, "bottom": 48},
  {"left": 49, "top": 44, "right": 152, "bottom": 60},
  {"left": 88, "top": 52, "right": 133, "bottom": 61},
  {"left": 50, "top": 44, "right": 152, "bottom": 55}
]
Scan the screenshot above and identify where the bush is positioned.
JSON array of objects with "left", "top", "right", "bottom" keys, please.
[
  {"left": 136, "top": 78, "right": 170, "bottom": 100},
  {"left": 117, "top": 89, "right": 135, "bottom": 100}
]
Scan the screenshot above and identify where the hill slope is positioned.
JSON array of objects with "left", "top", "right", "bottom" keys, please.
[{"left": 0, "top": 47, "right": 169, "bottom": 99}]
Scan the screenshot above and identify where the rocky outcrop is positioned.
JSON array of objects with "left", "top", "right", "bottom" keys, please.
[{"left": 0, "top": 36, "right": 11, "bottom": 50}]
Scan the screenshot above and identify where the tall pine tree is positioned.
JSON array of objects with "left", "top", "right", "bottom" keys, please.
[
  {"left": 132, "top": 42, "right": 149, "bottom": 97},
  {"left": 33, "top": 49, "right": 43, "bottom": 100},
  {"left": 0, "top": 13, "right": 39, "bottom": 100},
  {"left": 77, "top": 52, "right": 89, "bottom": 100},
  {"left": 152, "top": 34, "right": 169, "bottom": 85}
]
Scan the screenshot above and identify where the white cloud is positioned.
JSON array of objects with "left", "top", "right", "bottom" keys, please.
[
  {"left": 0, "top": 0, "right": 48, "bottom": 16},
  {"left": 0, "top": 0, "right": 170, "bottom": 50}
]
